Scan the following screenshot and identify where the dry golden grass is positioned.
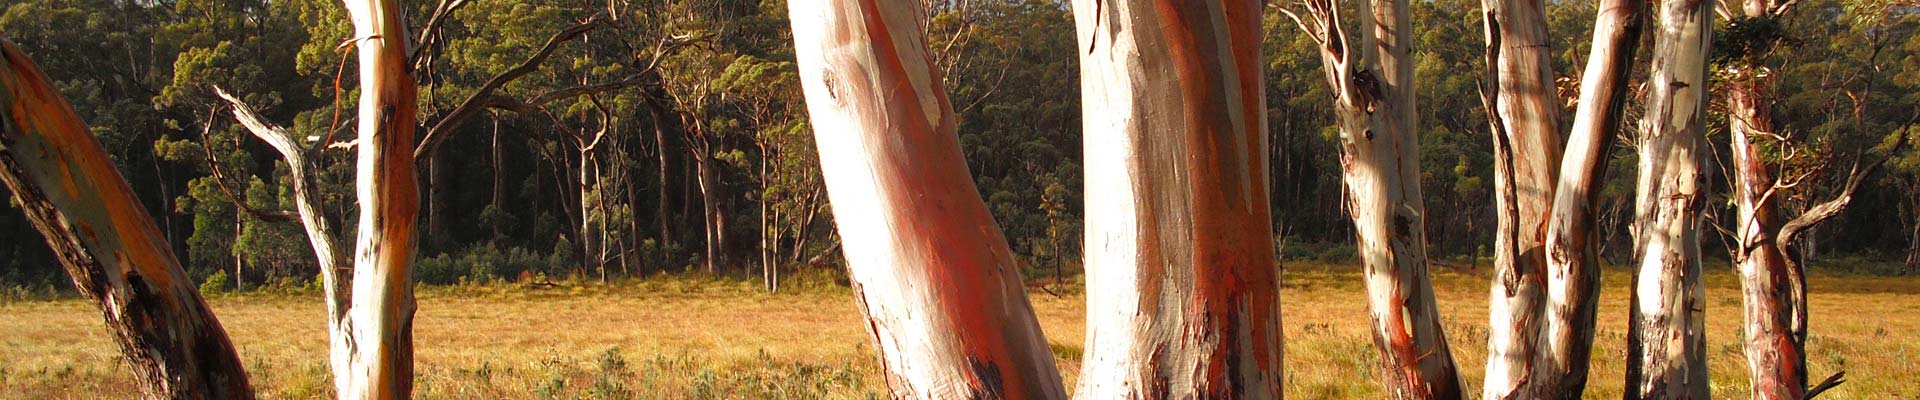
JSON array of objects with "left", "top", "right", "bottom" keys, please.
[{"left": 1, "top": 264, "right": 1914, "bottom": 399}]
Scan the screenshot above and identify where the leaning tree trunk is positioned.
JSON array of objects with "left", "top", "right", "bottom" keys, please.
[
  {"left": 1478, "top": 0, "right": 1643, "bottom": 398},
  {"left": 1624, "top": 0, "right": 1710, "bottom": 397},
  {"left": 787, "top": 0, "right": 1066, "bottom": 398},
  {"left": 341, "top": 0, "right": 422, "bottom": 397},
  {"left": 1071, "top": 0, "right": 1283, "bottom": 398},
  {"left": 1299, "top": 0, "right": 1461, "bottom": 397},
  {"left": 0, "top": 37, "right": 254, "bottom": 400}
]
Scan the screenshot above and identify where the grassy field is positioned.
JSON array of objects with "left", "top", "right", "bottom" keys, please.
[{"left": 1, "top": 263, "right": 1915, "bottom": 399}]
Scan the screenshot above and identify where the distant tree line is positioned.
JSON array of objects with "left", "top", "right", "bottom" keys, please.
[{"left": 1, "top": 0, "right": 1915, "bottom": 294}]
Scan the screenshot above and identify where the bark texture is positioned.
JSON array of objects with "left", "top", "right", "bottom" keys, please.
[
  {"left": 1478, "top": 0, "right": 1643, "bottom": 398},
  {"left": 788, "top": 0, "right": 1066, "bottom": 398},
  {"left": 0, "top": 37, "right": 254, "bottom": 399},
  {"left": 1624, "top": 0, "right": 1710, "bottom": 397},
  {"left": 340, "top": 0, "right": 421, "bottom": 397},
  {"left": 1297, "top": 0, "right": 1460, "bottom": 397},
  {"left": 1072, "top": 0, "right": 1283, "bottom": 398}
]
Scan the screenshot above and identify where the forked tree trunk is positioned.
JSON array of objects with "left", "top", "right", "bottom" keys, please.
[
  {"left": 0, "top": 37, "right": 254, "bottom": 400},
  {"left": 788, "top": 0, "right": 1066, "bottom": 397},
  {"left": 1478, "top": 0, "right": 1643, "bottom": 398},
  {"left": 213, "top": 88, "right": 353, "bottom": 380},
  {"left": 1624, "top": 0, "right": 1710, "bottom": 397},
  {"left": 341, "top": 0, "right": 421, "bottom": 396},
  {"left": 1298, "top": 0, "right": 1461, "bottom": 397},
  {"left": 1071, "top": 0, "right": 1283, "bottom": 397}
]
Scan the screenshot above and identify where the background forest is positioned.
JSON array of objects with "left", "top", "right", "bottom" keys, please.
[{"left": 1, "top": 0, "right": 1916, "bottom": 294}]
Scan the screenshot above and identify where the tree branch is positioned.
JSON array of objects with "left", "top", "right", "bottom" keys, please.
[
  {"left": 195, "top": 115, "right": 297, "bottom": 224},
  {"left": 211, "top": 85, "right": 347, "bottom": 278},
  {"left": 1804, "top": 371, "right": 1846, "bottom": 399},
  {"left": 1776, "top": 128, "right": 1909, "bottom": 253},
  {"left": 414, "top": 13, "right": 606, "bottom": 158},
  {"left": 481, "top": 75, "right": 645, "bottom": 114},
  {"left": 409, "top": 0, "right": 472, "bottom": 70}
]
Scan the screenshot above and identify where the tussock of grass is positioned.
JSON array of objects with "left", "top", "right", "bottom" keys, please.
[{"left": 0, "top": 264, "right": 1914, "bottom": 398}]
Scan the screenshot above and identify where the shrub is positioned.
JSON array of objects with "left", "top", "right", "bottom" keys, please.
[
  {"left": 415, "top": 245, "right": 555, "bottom": 285},
  {"left": 199, "top": 270, "right": 230, "bottom": 296}
]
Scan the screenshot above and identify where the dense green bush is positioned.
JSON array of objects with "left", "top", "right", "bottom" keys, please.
[{"left": 199, "top": 270, "right": 231, "bottom": 296}]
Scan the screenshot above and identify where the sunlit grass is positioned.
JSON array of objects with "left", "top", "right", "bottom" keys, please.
[{"left": 0, "top": 263, "right": 1913, "bottom": 398}]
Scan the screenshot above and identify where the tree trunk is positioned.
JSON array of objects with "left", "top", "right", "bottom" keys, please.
[
  {"left": 1624, "top": 0, "right": 1710, "bottom": 397},
  {"left": 1908, "top": 193, "right": 1919, "bottom": 273},
  {"left": 690, "top": 133, "right": 724, "bottom": 275},
  {"left": 760, "top": 144, "right": 775, "bottom": 292},
  {"left": 0, "top": 37, "right": 254, "bottom": 400},
  {"left": 581, "top": 149, "right": 603, "bottom": 281},
  {"left": 1729, "top": 83, "right": 1809, "bottom": 400},
  {"left": 491, "top": 113, "right": 505, "bottom": 242},
  {"left": 1477, "top": 0, "right": 1643, "bottom": 397},
  {"left": 1301, "top": 0, "right": 1461, "bottom": 396},
  {"left": 341, "top": 0, "right": 421, "bottom": 396},
  {"left": 788, "top": 0, "right": 1067, "bottom": 397},
  {"left": 1726, "top": 2, "right": 1811, "bottom": 398},
  {"left": 425, "top": 149, "right": 445, "bottom": 248},
  {"left": 650, "top": 105, "right": 674, "bottom": 270},
  {"left": 1071, "top": 1, "right": 1284, "bottom": 398}
]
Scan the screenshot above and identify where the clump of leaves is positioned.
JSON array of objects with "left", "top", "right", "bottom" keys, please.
[{"left": 1714, "top": 15, "right": 1795, "bottom": 67}]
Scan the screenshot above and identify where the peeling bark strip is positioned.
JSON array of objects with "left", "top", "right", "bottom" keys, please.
[
  {"left": 0, "top": 37, "right": 254, "bottom": 399},
  {"left": 787, "top": 0, "right": 1066, "bottom": 398},
  {"left": 1298, "top": 0, "right": 1461, "bottom": 397},
  {"left": 338, "top": 0, "right": 422, "bottom": 398},
  {"left": 1625, "top": 0, "right": 1710, "bottom": 398},
  {"left": 1477, "top": 0, "right": 1643, "bottom": 398},
  {"left": 1071, "top": 0, "right": 1282, "bottom": 398}
]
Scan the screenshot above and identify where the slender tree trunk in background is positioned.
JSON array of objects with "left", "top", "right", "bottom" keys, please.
[
  {"left": 1726, "top": 2, "right": 1813, "bottom": 397},
  {"left": 426, "top": 150, "right": 445, "bottom": 247},
  {"left": 234, "top": 219, "right": 245, "bottom": 290},
  {"left": 1071, "top": 0, "right": 1283, "bottom": 397},
  {"left": 1477, "top": 0, "right": 1642, "bottom": 397},
  {"left": 581, "top": 149, "right": 603, "bottom": 281},
  {"left": 341, "top": 0, "right": 422, "bottom": 396},
  {"left": 0, "top": 37, "right": 254, "bottom": 400},
  {"left": 1299, "top": 0, "right": 1460, "bottom": 397},
  {"left": 491, "top": 114, "right": 505, "bottom": 242},
  {"left": 1908, "top": 194, "right": 1919, "bottom": 273},
  {"left": 1624, "top": 0, "right": 1710, "bottom": 397},
  {"left": 626, "top": 165, "right": 641, "bottom": 276},
  {"left": 760, "top": 144, "right": 775, "bottom": 292},
  {"left": 650, "top": 105, "right": 673, "bottom": 270},
  {"left": 788, "top": 0, "right": 1067, "bottom": 397},
  {"left": 689, "top": 133, "right": 724, "bottom": 275}
]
